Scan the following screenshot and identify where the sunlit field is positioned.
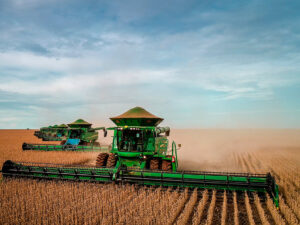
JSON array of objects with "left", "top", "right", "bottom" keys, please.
[{"left": 0, "top": 129, "right": 299, "bottom": 224}]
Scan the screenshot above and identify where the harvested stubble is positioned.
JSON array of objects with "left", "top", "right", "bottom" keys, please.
[
  {"left": 266, "top": 194, "right": 286, "bottom": 225},
  {"left": 254, "top": 193, "right": 270, "bottom": 225},
  {"left": 245, "top": 192, "right": 255, "bottom": 225},
  {"left": 192, "top": 189, "right": 209, "bottom": 224},
  {"left": 204, "top": 190, "right": 216, "bottom": 225},
  {"left": 233, "top": 192, "right": 239, "bottom": 225},
  {"left": 221, "top": 191, "right": 227, "bottom": 225}
]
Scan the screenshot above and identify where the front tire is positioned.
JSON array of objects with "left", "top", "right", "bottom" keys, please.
[
  {"left": 106, "top": 153, "right": 117, "bottom": 168},
  {"left": 150, "top": 158, "right": 159, "bottom": 170},
  {"left": 96, "top": 153, "right": 108, "bottom": 167}
]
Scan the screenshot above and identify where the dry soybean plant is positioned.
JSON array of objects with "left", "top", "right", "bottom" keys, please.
[
  {"left": 175, "top": 189, "right": 198, "bottom": 225},
  {"left": 192, "top": 189, "right": 208, "bottom": 225},
  {"left": 254, "top": 193, "right": 270, "bottom": 225},
  {"left": 266, "top": 194, "right": 286, "bottom": 225},
  {"left": 167, "top": 188, "right": 189, "bottom": 225}
]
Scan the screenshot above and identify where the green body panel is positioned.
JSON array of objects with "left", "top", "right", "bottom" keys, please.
[
  {"left": 118, "top": 158, "right": 147, "bottom": 169},
  {"left": 155, "top": 137, "right": 168, "bottom": 155},
  {"left": 117, "top": 152, "right": 142, "bottom": 157}
]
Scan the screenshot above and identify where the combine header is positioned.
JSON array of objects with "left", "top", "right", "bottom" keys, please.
[
  {"left": 22, "top": 119, "right": 109, "bottom": 152},
  {"left": 2, "top": 107, "right": 279, "bottom": 207}
]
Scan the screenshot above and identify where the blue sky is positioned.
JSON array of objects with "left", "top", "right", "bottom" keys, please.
[{"left": 0, "top": 0, "right": 299, "bottom": 128}]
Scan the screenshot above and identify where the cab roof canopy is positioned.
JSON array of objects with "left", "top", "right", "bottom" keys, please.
[
  {"left": 110, "top": 106, "right": 163, "bottom": 127},
  {"left": 68, "top": 119, "right": 92, "bottom": 128},
  {"left": 58, "top": 124, "right": 68, "bottom": 128}
]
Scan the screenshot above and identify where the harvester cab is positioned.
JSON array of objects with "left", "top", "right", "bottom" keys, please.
[
  {"left": 96, "top": 107, "right": 178, "bottom": 172},
  {"left": 64, "top": 119, "right": 106, "bottom": 146},
  {"left": 51, "top": 125, "right": 59, "bottom": 135},
  {"left": 55, "top": 124, "right": 68, "bottom": 138},
  {"left": 34, "top": 126, "right": 47, "bottom": 138},
  {"left": 41, "top": 125, "right": 63, "bottom": 141}
]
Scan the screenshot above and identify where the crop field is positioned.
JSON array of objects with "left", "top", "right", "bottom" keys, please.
[{"left": 0, "top": 129, "right": 299, "bottom": 225}]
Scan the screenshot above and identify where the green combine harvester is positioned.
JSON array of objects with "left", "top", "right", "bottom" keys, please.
[
  {"left": 45, "top": 124, "right": 68, "bottom": 141},
  {"left": 34, "top": 125, "right": 55, "bottom": 140},
  {"left": 22, "top": 119, "right": 109, "bottom": 152},
  {"left": 33, "top": 128, "right": 43, "bottom": 138},
  {"left": 2, "top": 107, "right": 279, "bottom": 207},
  {"left": 34, "top": 124, "right": 68, "bottom": 141}
]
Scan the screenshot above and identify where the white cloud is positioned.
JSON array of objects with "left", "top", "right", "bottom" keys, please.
[
  {"left": 0, "top": 51, "right": 174, "bottom": 96},
  {"left": 100, "top": 32, "right": 144, "bottom": 45},
  {"left": 0, "top": 47, "right": 299, "bottom": 102},
  {"left": 0, "top": 52, "right": 103, "bottom": 73}
]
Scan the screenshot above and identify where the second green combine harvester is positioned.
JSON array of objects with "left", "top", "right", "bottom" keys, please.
[
  {"left": 2, "top": 107, "right": 279, "bottom": 207},
  {"left": 36, "top": 124, "right": 69, "bottom": 141},
  {"left": 23, "top": 119, "right": 108, "bottom": 152}
]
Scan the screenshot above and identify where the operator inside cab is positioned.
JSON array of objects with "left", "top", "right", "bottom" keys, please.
[
  {"left": 69, "top": 129, "right": 82, "bottom": 139},
  {"left": 119, "top": 129, "right": 143, "bottom": 152}
]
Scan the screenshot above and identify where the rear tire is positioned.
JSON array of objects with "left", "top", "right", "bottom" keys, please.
[
  {"left": 106, "top": 153, "right": 117, "bottom": 168},
  {"left": 96, "top": 153, "right": 108, "bottom": 167},
  {"left": 150, "top": 158, "right": 159, "bottom": 170},
  {"left": 162, "top": 160, "right": 172, "bottom": 171}
]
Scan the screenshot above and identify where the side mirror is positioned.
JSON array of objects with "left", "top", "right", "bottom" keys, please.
[{"left": 104, "top": 130, "right": 108, "bottom": 137}]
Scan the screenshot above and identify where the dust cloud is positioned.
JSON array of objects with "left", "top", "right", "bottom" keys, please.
[
  {"left": 98, "top": 128, "right": 300, "bottom": 172},
  {"left": 169, "top": 129, "right": 300, "bottom": 171}
]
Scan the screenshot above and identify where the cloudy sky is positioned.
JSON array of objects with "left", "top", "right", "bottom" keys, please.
[{"left": 0, "top": 0, "right": 299, "bottom": 128}]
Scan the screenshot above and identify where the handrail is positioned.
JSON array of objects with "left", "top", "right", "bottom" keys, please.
[{"left": 172, "top": 141, "right": 178, "bottom": 169}]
